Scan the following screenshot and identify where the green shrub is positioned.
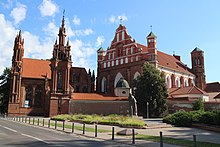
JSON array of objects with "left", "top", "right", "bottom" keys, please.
[
  {"left": 192, "top": 98, "right": 204, "bottom": 111},
  {"left": 163, "top": 114, "right": 175, "bottom": 124},
  {"left": 190, "top": 111, "right": 204, "bottom": 123},
  {"left": 199, "top": 112, "right": 216, "bottom": 125},
  {"left": 213, "top": 111, "right": 220, "bottom": 126},
  {"left": 163, "top": 111, "right": 192, "bottom": 127}
]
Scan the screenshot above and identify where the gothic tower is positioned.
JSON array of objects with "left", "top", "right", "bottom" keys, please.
[
  {"left": 8, "top": 30, "right": 24, "bottom": 115},
  {"left": 49, "top": 14, "right": 72, "bottom": 116},
  {"left": 191, "top": 47, "right": 206, "bottom": 90},
  {"left": 147, "top": 31, "right": 158, "bottom": 67}
]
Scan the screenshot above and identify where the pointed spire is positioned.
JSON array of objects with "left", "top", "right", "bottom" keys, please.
[
  {"left": 55, "top": 38, "right": 57, "bottom": 45},
  {"left": 62, "top": 9, "right": 65, "bottom": 28},
  {"left": 67, "top": 37, "right": 69, "bottom": 46},
  {"left": 18, "top": 30, "right": 22, "bottom": 42},
  {"left": 92, "top": 70, "right": 95, "bottom": 80}
]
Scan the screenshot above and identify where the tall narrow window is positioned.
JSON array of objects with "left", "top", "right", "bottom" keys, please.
[
  {"left": 120, "top": 58, "right": 123, "bottom": 64},
  {"left": 125, "top": 57, "right": 128, "bottom": 63},
  {"left": 25, "top": 87, "right": 33, "bottom": 107},
  {"left": 57, "top": 71, "right": 63, "bottom": 91},
  {"left": 117, "top": 33, "right": 119, "bottom": 42},
  {"left": 131, "top": 47, "right": 133, "bottom": 54},
  {"left": 116, "top": 60, "right": 119, "bottom": 65},
  {"left": 34, "top": 86, "right": 42, "bottom": 107},
  {"left": 122, "top": 31, "right": 125, "bottom": 40}
]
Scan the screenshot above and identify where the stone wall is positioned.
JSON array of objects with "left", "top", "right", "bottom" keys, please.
[
  {"left": 70, "top": 100, "right": 130, "bottom": 115},
  {"left": 204, "top": 102, "right": 220, "bottom": 111}
]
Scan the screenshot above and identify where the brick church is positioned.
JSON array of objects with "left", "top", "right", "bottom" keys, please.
[
  {"left": 96, "top": 24, "right": 209, "bottom": 104},
  {"left": 8, "top": 16, "right": 95, "bottom": 116}
]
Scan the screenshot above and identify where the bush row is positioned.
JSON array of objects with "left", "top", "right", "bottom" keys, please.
[{"left": 163, "top": 110, "right": 220, "bottom": 127}]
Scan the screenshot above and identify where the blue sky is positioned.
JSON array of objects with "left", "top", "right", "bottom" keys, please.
[{"left": 0, "top": 0, "right": 219, "bottom": 83}]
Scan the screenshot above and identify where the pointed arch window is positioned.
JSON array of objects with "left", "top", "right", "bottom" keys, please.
[
  {"left": 57, "top": 71, "right": 63, "bottom": 91},
  {"left": 101, "top": 77, "right": 107, "bottom": 93},
  {"left": 34, "top": 86, "right": 42, "bottom": 107},
  {"left": 25, "top": 86, "right": 33, "bottom": 107}
]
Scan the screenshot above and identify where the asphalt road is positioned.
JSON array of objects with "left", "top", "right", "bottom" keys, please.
[{"left": 0, "top": 118, "right": 132, "bottom": 147}]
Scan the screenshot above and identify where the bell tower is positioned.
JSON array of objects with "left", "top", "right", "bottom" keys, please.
[
  {"left": 147, "top": 31, "right": 158, "bottom": 67},
  {"left": 191, "top": 47, "right": 206, "bottom": 90},
  {"left": 8, "top": 30, "right": 24, "bottom": 115},
  {"left": 50, "top": 13, "right": 72, "bottom": 117}
]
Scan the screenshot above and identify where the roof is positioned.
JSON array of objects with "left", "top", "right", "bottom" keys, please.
[
  {"left": 168, "top": 86, "right": 208, "bottom": 96},
  {"left": 204, "top": 82, "right": 220, "bottom": 93},
  {"left": 157, "top": 51, "right": 194, "bottom": 76},
  {"left": 72, "top": 93, "right": 128, "bottom": 101},
  {"left": 147, "top": 31, "right": 157, "bottom": 38},
  {"left": 116, "top": 78, "right": 130, "bottom": 88},
  {"left": 22, "top": 58, "right": 51, "bottom": 79},
  {"left": 97, "top": 47, "right": 104, "bottom": 52},
  {"left": 214, "top": 93, "right": 220, "bottom": 99},
  {"left": 192, "top": 47, "right": 203, "bottom": 52}
]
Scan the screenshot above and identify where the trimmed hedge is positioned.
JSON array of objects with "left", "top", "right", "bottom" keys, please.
[
  {"left": 163, "top": 111, "right": 192, "bottom": 127},
  {"left": 163, "top": 110, "right": 220, "bottom": 127}
]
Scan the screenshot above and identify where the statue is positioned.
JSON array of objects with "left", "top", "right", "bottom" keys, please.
[{"left": 128, "top": 92, "right": 137, "bottom": 116}]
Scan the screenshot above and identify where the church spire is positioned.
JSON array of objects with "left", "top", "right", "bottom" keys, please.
[
  {"left": 61, "top": 9, "right": 65, "bottom": 29},
  {"left": 58, "top": 10, "right": 66, "bottom": 46}
]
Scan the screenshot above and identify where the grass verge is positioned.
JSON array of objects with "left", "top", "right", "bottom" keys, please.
[
  {"left": 51, "top": 114, "right": 145, "bottom": 127},
  {"left": 29, "top": 119, "right": 109, "bottom": 133},
  {"left": 136, "top": 134, "right": 220, "bottom": 147}
]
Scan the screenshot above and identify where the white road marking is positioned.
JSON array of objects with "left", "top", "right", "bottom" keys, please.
[
  {"left": 21, "top": 133, "right": 50, "bottom": 144},
  {"left": 2, "top": 126, "right": 17, "bottom": 133}
]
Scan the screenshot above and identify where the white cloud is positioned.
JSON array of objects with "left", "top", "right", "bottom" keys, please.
[
  {"left": 23, "top": 31, "right": 53, "bottom": 59},
  {"left": 72, "top": 15, "right": 80, "bottom": 25},
  {"left": 109, "top": 14, "right": 128, "bottom": 24},
  {"left": 71, "top": 39, "right": 96, "bottom": 69},
  {"left": 38, "top": 0, "right": 58, "bottom": 17},
  {"left": 73, "top": 29, "right": 93, "bottom": 36},
  {"left": 0, "top": 13, "right": 54, "bottom": 75},
  {"left": 1, "top": 0, "right": 13, "bottom": 9},
  {"left": 43, "top": 21, "right": 58, "bottom": 37},
  {"left": 10, "top": 3, "right": 27, "bottom": 24},
  {"left": 96, "top": 36, "right": 105, "bottom": 47},
  {"left": 0, "top": 14, "right": 17, "bottom": 74}
]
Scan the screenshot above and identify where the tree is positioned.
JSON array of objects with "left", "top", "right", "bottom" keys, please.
[
  {"left": 134, "top": 63, "right": 168, "bottom": 117},
  {"left": 0, "top": 67, "right": 11, "bottom": 114},
  {"left": 192, "top": 98, "right": 204, "bottom": 111}
]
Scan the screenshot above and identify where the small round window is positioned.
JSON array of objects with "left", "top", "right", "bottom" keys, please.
[{"left": 122, "top": 91, "right": 126, "bottom": 94}]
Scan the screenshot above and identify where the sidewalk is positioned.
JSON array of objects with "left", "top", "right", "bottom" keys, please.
[{"left": 4, "top": 116, "right": 220, "bottom": 146}]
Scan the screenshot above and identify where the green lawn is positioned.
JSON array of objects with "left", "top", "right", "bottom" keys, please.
[
  {"left": 136, "top": 134, "right": 220, "bottom": 147},
  {"left": 51, "top": 114, "right": 145, "bottom": 127}
]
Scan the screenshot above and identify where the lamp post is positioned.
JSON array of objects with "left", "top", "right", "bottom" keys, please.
[{"left": 146, "top": 102, "right": 149, "bottom": 118}]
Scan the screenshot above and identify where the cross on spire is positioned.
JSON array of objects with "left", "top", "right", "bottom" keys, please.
[
  {"left": 150, "top": 25, "right": 153, "bottom": 32},
  {"left": 119, "top": 17, "right": 123, "bottom": 24}
]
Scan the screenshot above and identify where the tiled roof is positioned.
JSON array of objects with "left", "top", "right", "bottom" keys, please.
[
  {"left": 157, "top": 51, "right": 194, "bottom": 76},
  {"left": 168, "top": 86, "right": 208, "bottom": 96},
  {"left": 72, "top": 93, "right": 128, "bottom": 101},
  {"left": 22, "top": 58, "right": 51, "bottom": 79},
  {"left": 204, "top": 82, "right": 220, "bottom": 93},
  {"left": 137, "top": 43, "right": 148, "bottom": 52},
  {"left": 214, "top": 93, "right": 220, "bottom": 99}
]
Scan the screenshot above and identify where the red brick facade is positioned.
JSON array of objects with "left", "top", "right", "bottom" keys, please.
[
  {"left": 8, "top": 16, "right": 95, "bottom": 117},
  {"left": 96, "top": 24, "right": 206, "bottom": 97}
]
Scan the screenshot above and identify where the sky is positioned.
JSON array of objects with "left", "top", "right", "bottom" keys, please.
[{"left": 0, "top": 0, "right": 219, "bottom": 83}]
